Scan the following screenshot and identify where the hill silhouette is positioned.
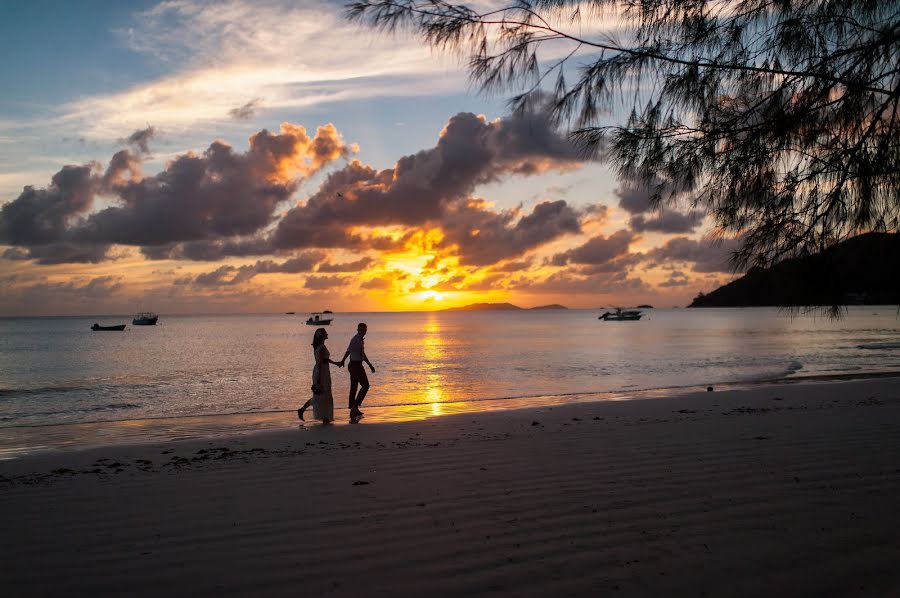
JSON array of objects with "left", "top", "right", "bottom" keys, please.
[
  {"left": 443, "top": 302, "right": 569, "bottom": 311},
  {"left": 689, "top": 233, "right": 900, "bottom": 307},
  {"left": 443, "top": 302, "right": 522, "bottom": 311}
]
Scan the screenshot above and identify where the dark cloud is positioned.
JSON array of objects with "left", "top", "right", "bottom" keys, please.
[
  {"left": 7, "top": 276, "right": 125, "bottom": 307},
  {"left": 304, "top": 275, "right": 348, "bottom": 290},
  {"left": 551, "top": 229, "right": 635, "bottom": 266},
  {"left": 124, "top": 126, "right": 156, "bottom": 154},
  {"left": 317, "top": 257, "right": 373, "bottom": 272},
  {"left": 271, "top": 102, "right": 586, "bottom": 255},
  {"left": 1, "top": 124, "right": 351, "bottom": 262},
  {"left": 229, "top": 99, "right": 262, "bottom": 120},
  {"left": 616, "top": 176, "right": 704, "bottom": 234},
  {"left": 359, "top": 277, "right": 393, "bottom": 290},
  {"left": 142, "top": 237, "right": 277, "bottom": 261},
  {"left": 489, "top": 258, "right": 533, "bottom": 273},
  {"left": 463, "top": 273, "right": 509, "bottom": 291},
  {"left": 17, "top": 243, "right": 112, "bottom": 265},
  {"left": 440, "top": 200, "right": 582, "bottom": 266},
  {"left": 188, "top": 252, "right": 325, "bottom": 287},
  {"left": 193, "top": 265, "right": 250, "bottom": 287},
  {"left": 512, "top": 270, "right": 651, "bottom": 295},
  {"left": 2, "top": 247, "right": 30, "bottom": 260},
  {"left": 575, "top": 252, "right": 643, "bottom": 275},
  {"left": 259, "top": 252, "right": 325, "bottom": 273},
  {"left": 644, "top": 236, "right": 743, "bottom": 273},
  {"left": 658, "top": 270, "right": 691, "bottom": 287},
  {"left": 630, "top": 209, "right": 705, "bottom": 234},
  {"left": 4, "top": 105, "right": 588, "bottom": 269},
  {"left": 0, "top": 164, "right": 98, "bottom": 246}
]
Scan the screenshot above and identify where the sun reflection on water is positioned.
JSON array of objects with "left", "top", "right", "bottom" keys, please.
[{"left": 422, "top": 314, "right": 446, "bottom": 411}]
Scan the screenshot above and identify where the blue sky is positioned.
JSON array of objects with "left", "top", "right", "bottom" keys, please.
[{"left": 0, "top": 0, "right": 734, "bottom": 315}]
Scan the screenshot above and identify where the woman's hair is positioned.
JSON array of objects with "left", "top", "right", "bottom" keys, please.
[{"left": 311, "top": 327, "right": 327, "bottom": 348}]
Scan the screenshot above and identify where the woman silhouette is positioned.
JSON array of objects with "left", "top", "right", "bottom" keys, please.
[{"left": 297, "top": 328, "right": 341, "bottom": 424}]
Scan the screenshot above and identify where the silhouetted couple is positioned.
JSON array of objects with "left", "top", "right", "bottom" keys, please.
[{"left": 297, "top": 323, "right": 376, "bottom": 424}]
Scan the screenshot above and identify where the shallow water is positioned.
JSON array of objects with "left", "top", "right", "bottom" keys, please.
[{"left": 1, "top": 307, "right": 899, "bottom": 430}]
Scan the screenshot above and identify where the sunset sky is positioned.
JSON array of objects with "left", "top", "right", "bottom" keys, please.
[{"left": 0, "top": 0, "right": 741, "bottom": 315}]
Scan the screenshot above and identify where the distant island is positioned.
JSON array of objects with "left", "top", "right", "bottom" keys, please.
[
  {"left": 443, "top": 302, "right": 568, "bottom": 311},
  {"left": 689, "top": 232, "right": 900, "bottom": 307}
]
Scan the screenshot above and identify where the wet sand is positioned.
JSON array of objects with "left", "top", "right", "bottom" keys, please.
[{"left": 2, "top": 377, "right": 899, "bottom": 596}]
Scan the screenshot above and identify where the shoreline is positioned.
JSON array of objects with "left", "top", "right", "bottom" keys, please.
[
  {"left": 2, "top": 376, "right": 899, "bottom": 596},
  {"left": 2, "top": 371, "right": 899, "bottom": 460}
]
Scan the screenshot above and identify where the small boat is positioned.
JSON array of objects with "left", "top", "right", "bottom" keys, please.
[
  {"left": 306, "top": 313, "right": 333, "bottom": 325},
  {"left": 91, "top": 323, "right": 126, "bottom": 331},
  {"left": 133, "top": 312, "right": 158, "bottom": 325},
  {"left": 599, "top": 308, "right": 643, "bottom": 321},
  {"left": 285, "top": 311, "right": 296, "bottom": 315}
]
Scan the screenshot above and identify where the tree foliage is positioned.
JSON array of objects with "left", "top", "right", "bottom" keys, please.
[{"left": 347, "top": 0, "right": 900, "bottom": 268}]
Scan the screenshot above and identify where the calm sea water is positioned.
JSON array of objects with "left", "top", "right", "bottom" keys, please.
[{"left": 1, "top": 308, "right": 899, "bottom": 429}]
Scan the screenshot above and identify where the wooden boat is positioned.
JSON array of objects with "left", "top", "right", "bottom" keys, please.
[
  {"left": 91, "top": 323, "right": 126, "bottom": 331},
  {"left": 133, "top": 312, "right": 158, "bottom": 325},
  {"left": 599, "top": 308, "right": 643, "bottom": 321},
  {"left": 306, "top": 313, "right": 333, "bottom": 325}
]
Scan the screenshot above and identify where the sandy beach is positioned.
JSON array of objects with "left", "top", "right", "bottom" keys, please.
[{"left": 2, "top": 377, "right": 899, "bottom": 597}]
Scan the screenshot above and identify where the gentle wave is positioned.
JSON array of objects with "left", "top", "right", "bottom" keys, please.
[
  {"left": 857, "top": 341, "right": 900, "bottom": 350},
  {"left": 733, "top": 360, "right": 804, "bottom": 383},
  {"left": 3, "top": 403, "right": 144, "bottom": 422}
]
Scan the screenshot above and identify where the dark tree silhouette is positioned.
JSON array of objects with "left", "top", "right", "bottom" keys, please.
[{"left": 347, "top": 0, "right": 900, "bottom": 269}]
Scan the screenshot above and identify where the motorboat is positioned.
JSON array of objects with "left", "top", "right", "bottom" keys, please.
[
  {"left": 599, "top": 308, "right": 643, "bottom": 321},
  {"left": 133, "top": 312, "right": 159, "bottom": 325},
  {"left": 91, "top": 323, "right": 126, "bottom": 331},
  {"left": 306, "top": 313, "right": 333, "bottom": 325}
]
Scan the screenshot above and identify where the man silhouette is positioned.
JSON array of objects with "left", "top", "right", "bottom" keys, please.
[{"left": 340, "top": 323, "right": 375, "bottom": 418}]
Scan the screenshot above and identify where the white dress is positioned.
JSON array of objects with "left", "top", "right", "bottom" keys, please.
[{"left": 312, "top": 345, "right": 334, "bottom": 421}]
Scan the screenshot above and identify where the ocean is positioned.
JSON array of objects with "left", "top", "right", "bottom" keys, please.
[{"left": 1, "top": 307, "right": 899, "bottom": 453}]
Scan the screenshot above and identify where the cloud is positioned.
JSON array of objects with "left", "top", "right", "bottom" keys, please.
[
  {"left": 61, "top": 0, "right": 463, "bottom": 139},
  {"left": 551, "top": 229, "right": 635, "bottom": 266},
  {"left": 489, "top": 258, "right": 533, "bottom": 273},
  {"left": 193, "top": 265, "right": 253, "bottom": 287},
  {"left": 272, "top": 101, "right": 587, "bottom": 262},
  {"left": 616, "top": 177, "right": 704, "bottom": 233},
  {"left": 229, "top": 99, "right": 262, "bottom": 120},
  {"left": 645, "top": 236, "right": 743, "bottom": 273},
  {"left": 124, "top": 126, "right": 156, "bottom": 154},
  {"left": 4, "top": 103, "right": 588, "bottom": 272},
  {"left": 188, "top": 251, "right": 325, "bottom": 286},
  {"left": 359, "top": 277, "right": 393, "bottom": 290},
  {"left": 629, "top": 208, "right": 705, "bottom": 234},
  {"left": 439, "top": 199, "right": 582, "bottom": 266},
  {"left": 0, "top": 164, "right": 99, "bottom": 246},
  {"left": 512, "top": 270, "right": 651, "bottom": 295},
  {"left": 12, "top": 243, "right": 113, "bottom": 265},
  {"left": 316, "top": 257, "right": 373, "bottom": 272},
  {"left": 1, "top": 123, "right": 351, "bottom": 260},
  {"left": 304, "top": 275, "right": 348, "bottom": 290},
  {"left": 1, "top": 276, "right": 125, "bottom": 310},
  {"left": 658, "top": 270, "right": 691, "bottom": 287}
]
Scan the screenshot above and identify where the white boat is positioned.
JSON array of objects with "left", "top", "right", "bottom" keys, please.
[
  {"left": 599, "top": 308, "right": 643, "bottom": 321},
  {"left": 305, "top": 313, "right": 333, "bottom": 325},
  {"left": 133, "top": 311, "right": 158, "bottom": 325}
]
